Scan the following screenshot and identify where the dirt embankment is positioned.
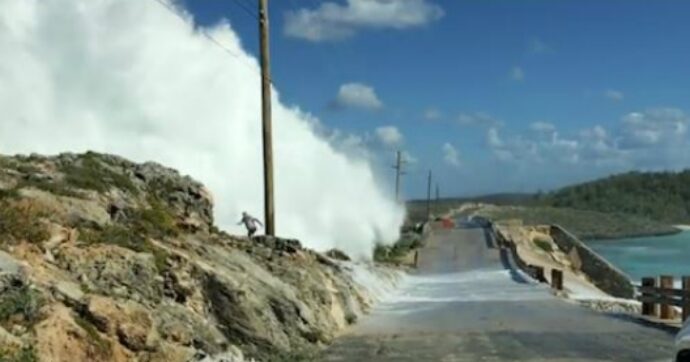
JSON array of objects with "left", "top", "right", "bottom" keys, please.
[{"left": 0, "top": 152, "right": 399, "bottom": 362}]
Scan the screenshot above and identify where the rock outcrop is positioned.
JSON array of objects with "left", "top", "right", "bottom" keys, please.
[{"left": 0, "top": 152, "right": 398, "bottom": 362}]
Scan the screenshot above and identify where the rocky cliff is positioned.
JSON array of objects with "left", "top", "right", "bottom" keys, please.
[{"left": 0, "top": 152, "right": 399, "bottom": 362}]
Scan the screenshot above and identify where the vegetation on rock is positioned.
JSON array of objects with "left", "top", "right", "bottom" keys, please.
[
  {"left": 0, "top": 346, "right": 38, "bottom": 362},
  {"left": 374, "top": 227, "right": 424, "bottom": 264},
  {"left": 0, "top": 199, "right": 49, "bottom": 245},
  {"left": 0, "top": 151, "right": 388, "bottom": 362},
  {"left": 0, "top": 285, "right": 42, "bottom": 328}
]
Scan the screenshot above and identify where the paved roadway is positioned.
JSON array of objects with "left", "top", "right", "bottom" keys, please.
[{"left": 321, "top": 225, "right": 675, "bottom": 362}]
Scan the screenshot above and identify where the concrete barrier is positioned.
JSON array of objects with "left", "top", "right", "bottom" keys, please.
[{"left": 550, "top": 225, "right": 634, "bottom": 299}]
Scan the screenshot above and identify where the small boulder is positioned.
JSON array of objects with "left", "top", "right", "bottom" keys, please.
[{"left": 325, "top": 249, "right": 350, "bottom": 261}]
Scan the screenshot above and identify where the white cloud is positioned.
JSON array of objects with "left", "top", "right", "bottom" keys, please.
[
  {"left": 530, "top": 121, "right": 556, "bottom": 133},
  {"left": 332, "top": 82, "right": 383, "bottom": 110},
  {"left": 442, "top": 142, "right": 460, "bottom": 167},
  {"left": 511, "top": 66, "right": 525, "bottom": 81},
  {"left": 0, "top": 0, "right": 405, "bottom": 258},
  {"left": 284, "top": 0, "right": 444, "bottom": 42},
  {"left": 620, "top": 108, "right": 688, "bottom": 148},
  {"left": 528, "top": 38, "right": 550, "bottom": 54},
  {"left": 580, "top": 125, "right": 608, "bottom": 141},
  {"left": 457, "top": 112, "right": 502, "bottom": 128},
  {"left": 423, "top": 108, "right": 442, "bottom": 121},
  {"left": 493, "top": 149, "right": 515, "bottom": 162},
  {"left": 605, "top": 89, "right": 624, "bottom": 102},
  {"left": 375, "top": 126, "right": 403, "bottom": 147},
  {"left": 487, "top": 127, "right": 504, "bottom": 148},
  {"left": 401, "top": 150, "right": 417, "bottom": 164}
]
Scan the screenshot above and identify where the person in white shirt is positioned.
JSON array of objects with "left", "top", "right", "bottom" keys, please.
[{"left": 238, "top": 211, "right": 263, "bottom": 238}]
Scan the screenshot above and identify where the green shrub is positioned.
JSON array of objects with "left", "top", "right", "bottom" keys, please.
[
  {"left": 15, "top": 165, "right": 40, "bottom": 175},
  {"left": 0, "top": 157, "right": 18, "bottom": 170},
  {"left": 533, "top": 239, "right": 553, "bottom": 253},
  {"left": 0, "top": 189, "right": 19, "bottom": 200},
  {"left": 59, "top": 154, "right": 138, "bottom": 195},
  {"left": 0, "top": 285, "right": 42, "bottom": 326},
  {"left": 79, "top": 224, "right": 171, "bottom": 274},
  {"left": 74, "top": 316, "right": 111, "bottom": 358},
  {"left": 0, "top": 346, "right": 38, "bottom": 362},
  {"left": 129, "top": 197, "right": 179, "bottom": 238},
  {"left": 0, "top": 199, "right": 49, "bottom": 245},
  {"left": 80, "top": 224, "right": 145, "bottom": 251},
  {"left": 151, "top": 247, "right": 172, "bottom": 274},
  {"left": 16, "top": 178, "right": 80, "bottom": 198}
]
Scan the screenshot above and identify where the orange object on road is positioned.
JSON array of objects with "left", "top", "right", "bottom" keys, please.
[{"left": 440, "top": 218, "right": 455, "bottom": 229}]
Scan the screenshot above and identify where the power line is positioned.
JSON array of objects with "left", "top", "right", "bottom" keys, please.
[
  {"left": 150, "top": 0, "right": 261, "bottom": 77},
  {"left": 230, "top": 0, "right": 259, "bottom": 19}
]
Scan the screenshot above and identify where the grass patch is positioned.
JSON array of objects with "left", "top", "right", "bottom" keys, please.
[
  {"left": 533, "top": 238, "right": 553, "bottom": 253},
  {"left": 0, "top": 285, "right": 42, "bottom": 327},
  {"left": 0, "top": 346, "right": 38, "bottom": 362},
  {"left": 130, "top": 197, "right": 180, "bottom": 238},
  {"left": 0, "top": 189, "right": 19, "bottom": 200},
  {"left": 59, "top": 154, "right": 138, "bottom": 195},
  {"left": 14, "top": 165, "right": 40, "bottom": 175},
  {"left": 74, "top": 316, "right": 111, "bottom": 358},
  {"left": 16, "top": 178, "right": 81, "bottom": 198},
  {"left": 80, "top": 224, "right": 147, "bottom": 252},
  {"left": 373, "top": 232, "right": 423, "bottom": 264},
  {"left": 151, "top": 247, "right": 172, "bottom": 274},
  {"left": 79, "top": 224, "right": 172, "bottom": 274},
  {"left": 0, "top": 199, "right": 49, "bottom": 245},
  {"left": 0, "top": 157, "right": 18, "bottom": 170}
]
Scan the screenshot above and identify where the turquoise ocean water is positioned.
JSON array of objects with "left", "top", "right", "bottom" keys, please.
[{"left": 586, "top": 230, "right": 690, "bottom": 282}]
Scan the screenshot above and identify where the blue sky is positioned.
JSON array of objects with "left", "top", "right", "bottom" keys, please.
[{"left": 181, "top": 0, "right": 690, "bottom": 199}]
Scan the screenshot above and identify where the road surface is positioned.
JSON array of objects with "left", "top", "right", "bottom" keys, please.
[{"left": 321, "top": 224, "right": 675, "bottom": 361}]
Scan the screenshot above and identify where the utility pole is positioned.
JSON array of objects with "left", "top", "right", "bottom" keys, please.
[
  {"left": 259, "top": 0, "right": 275, "bottom": 236},
  {"left": 392, "top": 151, "right": 406, "bottom": 202},
  {"left": 426, "top": 170, "right": 432, "bottom": 220}
]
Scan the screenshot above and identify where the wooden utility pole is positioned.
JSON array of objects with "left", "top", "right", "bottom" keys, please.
[
  {"left": 259, "top": 0, "right": 275, "bottom": 236},
  {"left": 392, "top": 151, "right": 405, "bottom": 202},
  {"left": 426, "top": 170, "right": 432, "bottom": 220}
]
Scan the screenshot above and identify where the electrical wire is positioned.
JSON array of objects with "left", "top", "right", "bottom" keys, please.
[
  {"left": 150, "top": 0, "right": 261, "bottom": 76},
  {"left": 230, "top": 0, "right": 259, "bottom": 20}
]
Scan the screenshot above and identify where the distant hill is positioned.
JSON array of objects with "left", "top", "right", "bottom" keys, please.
[
  {"left": 405, "top": 193, "right": 536, "bottom": 222},
  {"left": 542, "top": 170, "right": 690, "bottom": 224},
  {"left": 408, "top": 192, "right": 536, "bottom": 206}
]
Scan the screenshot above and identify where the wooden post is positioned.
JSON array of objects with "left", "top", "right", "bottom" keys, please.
[
  {"left": 660, "top": 275, "right": 674, "bottom": 319},
  {"left": 551, "top": 269, "right": 563, "bottom": 291},
  {"left": 532, "top": 265, "right": 546, "bottom": 283},
  {"left": 683, "top": 276, "right": 690, "bottom": 322},
  {"left": 426, "top": 170, "right": 432, "bottom": 220},
  {"left": 392, "top": 151, "right": 405, "bottom": 202},
  {"left": 259, "top": 0, "right": 275, "bottom": 236},
  {"left": 413, "top": 250, "right": 419, "bottom": 268},
  {"left": 641, "top": 277, "right": 657, "bottom": 317}
]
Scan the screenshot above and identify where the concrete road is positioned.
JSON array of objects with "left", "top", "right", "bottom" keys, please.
[{"left": 321, "top": 225, "right": 675, "bottom": 362}]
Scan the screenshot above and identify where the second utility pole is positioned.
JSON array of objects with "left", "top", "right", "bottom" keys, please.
[
  {"left": 259, "top": 0, "right": 275, "bottom": 236},
  {"left": 392, "top": 150, "right": 405, "bottom": 202},
  {"left": 426, "top": 170, "right": 432, "bottom": 220}
]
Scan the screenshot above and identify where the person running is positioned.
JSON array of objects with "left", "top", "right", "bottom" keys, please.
[{"left": 238, "top": 211, "right": 263, "bottom": 238}]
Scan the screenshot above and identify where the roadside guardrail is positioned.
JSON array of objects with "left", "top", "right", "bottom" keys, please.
[{"left": 638, "top": 275, "right": 690, "bottom": 322}]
